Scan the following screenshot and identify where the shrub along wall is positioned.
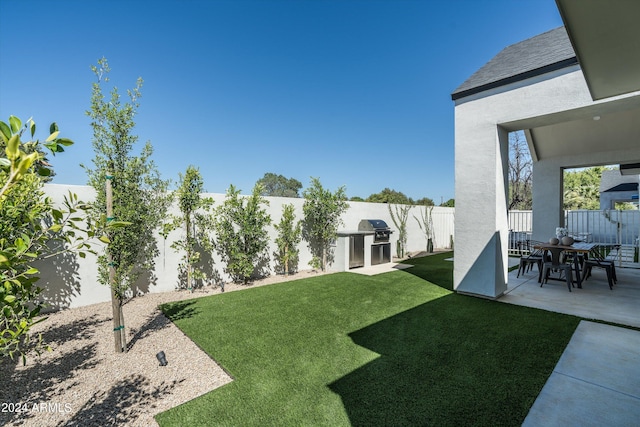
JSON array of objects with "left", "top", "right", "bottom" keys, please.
[{"left": 38, "top": 184, "right": 455, "bottom": 310}]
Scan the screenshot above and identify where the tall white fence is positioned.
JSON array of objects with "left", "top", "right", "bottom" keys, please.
[
  {"left": 509, "top": 209, "right": 640, "bottom": 266},
  {"left": 39, "top": 184, "right": 456, "bottom": 310}
]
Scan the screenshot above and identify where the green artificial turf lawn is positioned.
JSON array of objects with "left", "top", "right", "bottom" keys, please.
[{"left": 156, "top": 252, "right": 580, "bottom": 426}]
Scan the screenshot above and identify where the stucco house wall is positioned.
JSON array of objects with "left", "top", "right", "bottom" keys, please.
[{"left": 453, "top": 66, "right": 640, "bottom": 298}]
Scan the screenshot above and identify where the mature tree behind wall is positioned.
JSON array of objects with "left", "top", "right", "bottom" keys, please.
[
  {"left": 83, "top": 58, "right": 170, "bottom": 351},
  {"left": 257, "top": 172, "right": 303, "bottom": 198},
  {"left": 366, "top": 188, "right": 414, "bottom": 204},
  {"left": 302, "top": 177, "right": 348, "bottom": 271},
  {"left": 509, "top": 131, "right": 533, "bottom": 210},
  {"left": 563, "top": 166, "right": 607, "bottom": 210}
]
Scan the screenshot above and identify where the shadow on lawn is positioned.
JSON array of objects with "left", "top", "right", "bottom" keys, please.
[
  {"left": 401, "top": 251, "right": 454, "bottom": 291},
  {"left": 160, "top": 299, "right": 201, "bottom": 321},
  {"left": 328, "top": 291, "right": 578, "bottom": 426}
]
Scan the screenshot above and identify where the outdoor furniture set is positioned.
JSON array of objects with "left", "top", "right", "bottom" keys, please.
[{"left": 517, "top": 241, "right": 618, "bottom": 291}]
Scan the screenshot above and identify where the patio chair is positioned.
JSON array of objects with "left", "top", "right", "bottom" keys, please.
[
  {"left": 582, "top": 249, "right": 617, "bottom": 290},
  {"left": 517, "top": 245, "right": 544, "bottom": 279},
  {"left": 541, "top": 251, "right": 574, "bottom": 292}
]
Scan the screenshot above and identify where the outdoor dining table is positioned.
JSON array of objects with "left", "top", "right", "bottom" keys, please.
[{"left": 533, "top": 242, "right": 598, "bottom": 289}]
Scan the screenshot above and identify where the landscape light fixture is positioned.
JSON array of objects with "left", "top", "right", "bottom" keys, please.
[{"left": 156, "top": 351, "right": 168, "bottom": 366}]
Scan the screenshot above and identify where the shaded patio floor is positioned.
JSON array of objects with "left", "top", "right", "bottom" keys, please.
[{"left": 501, "top": 262, "right": 640, "bottom": 328}]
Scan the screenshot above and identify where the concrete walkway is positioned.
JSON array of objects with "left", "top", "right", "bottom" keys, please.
[
  {"left": 501, "top": 263, "right": 640, "bottom": 426},
  {"left": 523, "top": 321, "right": 640, "bottom": 427}
]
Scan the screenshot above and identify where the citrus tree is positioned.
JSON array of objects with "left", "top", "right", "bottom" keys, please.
[{"left": 0, "top": 116, "right": 104, "bottom": 363}]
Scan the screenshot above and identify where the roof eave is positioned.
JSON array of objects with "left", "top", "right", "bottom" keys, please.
[{"left": 451, "top": 57, "right": 578, "bottom": 101}]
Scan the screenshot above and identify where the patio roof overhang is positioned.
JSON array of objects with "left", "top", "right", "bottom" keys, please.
[
  {"left": 556, "top": 0, "right": 640, "bottom": 101},
  {"left": 502, "top": 95, "right": 640, "bottom": 167}
]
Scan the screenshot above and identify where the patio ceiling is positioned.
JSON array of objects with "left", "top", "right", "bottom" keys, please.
[
  {"left": 556, "top": 0, "right": 640, "bottom": 101},
  {"left": 501, "top": 0, "right": 640, "bottom": 167},
  {"left": 503, "top": 96, "right": 640, "bottom": 166}
]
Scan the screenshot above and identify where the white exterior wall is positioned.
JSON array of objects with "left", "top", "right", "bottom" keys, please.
[
  {"left": 454, "top": 66, "right": 620, "bottom": 298},
  {"left": 39, "top": 184, "right": 454, "bottom": 310}
]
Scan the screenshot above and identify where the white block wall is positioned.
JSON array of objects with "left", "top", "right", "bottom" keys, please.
[{"left": 37, "top": 184, "right": 454, "bottom": 310}]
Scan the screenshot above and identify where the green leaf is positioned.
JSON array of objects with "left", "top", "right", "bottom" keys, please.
[
  {"left": 46, "top": 131, "right": 60, "bottom": 142},
  {"left": 37, "top": 166, "right": 52, "bottom": 177},
  {"left": 17, "top": 153, "right": 37, "bottom": 174},
  {"left": 99, "top": 235, "right": 111, "bottom": 244},
  {"left": 6, "top": 134, "right": 20, "bottom": 160},
  {"left": 0, "top": 121, "right": 11, "bottom": 142},
  {"left": 30, "top": 120, "right": 36, "bottom": 138},
  {"left": 49, "top": 224, "right": 62, "bottom": 233},
  {"left": 9, "top": 115, "right": 21, "bottom": 133},
  {"left": 4, "top": 295, "right": 16, "bottom": 304},
  {"left": 0, "top": 158, "right": 10, "bottom": 167},
  {"left": 25, "top": 267, "right": 39, "bottom": 275},
  {"left": 49, "top": 122, "right": 58, "bottom": 134},
  {"left": 57, "top": 138, "right": 74, "bottom": 146}
]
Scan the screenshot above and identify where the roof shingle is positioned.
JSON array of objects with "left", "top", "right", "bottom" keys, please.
[{"left": 451, "top": 26, "right": 577, "bottom": 100}]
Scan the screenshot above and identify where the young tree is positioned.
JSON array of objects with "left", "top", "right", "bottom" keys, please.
[
  {"left": 83, "top": 58, "right": 170, "bottom": 352},
  {"left": 302, "top": 177, "right": 348, "bottom": 271},
  {"left": 274, "top": 204, "right": 302, "bottom": 275},
  {"left": 414, "top": 204, "right": 435, "bottom": 253},
  {"left": 1, "top": 116, "right": 103, "bottom": 363},
  {"left": 509, "top": 131, "right": 533, "bottom": 210},
  {"left": 214, "top": 184, "right": 271, "bottom": 284},
  {"left": 163, "top": 166, "right": 214, "bottom": 291},
  {"left": 256, "top": 172, "right": 303, "bottom": 198},
  {"left": 388, "top": 203, "right": 411, "bottom": 258}
]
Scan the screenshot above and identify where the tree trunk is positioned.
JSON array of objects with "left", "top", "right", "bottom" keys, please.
[
  {"left": 107, "top": 174, "right": 125, "bottom": 353},
  {"left": 322, "top": 247, "right": 327, "bottom": 272},
  {"left": 186, "top": 215, "right": 192, "bottom": 292},
  {"left": 284, "top": 244, "right": 289, "bottom": 275}
]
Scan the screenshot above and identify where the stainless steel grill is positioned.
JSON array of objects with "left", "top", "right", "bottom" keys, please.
[{"left": 358, "top": 219, "right": 391, "bottom": 243}]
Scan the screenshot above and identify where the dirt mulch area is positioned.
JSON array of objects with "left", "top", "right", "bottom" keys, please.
[{"left": 0, "top": 269, "right": 330, "bottom": 427}]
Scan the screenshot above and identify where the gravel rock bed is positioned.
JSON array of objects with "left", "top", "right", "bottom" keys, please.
[{"left": 1, "top": 270, "right": 329, "bottom": 427}]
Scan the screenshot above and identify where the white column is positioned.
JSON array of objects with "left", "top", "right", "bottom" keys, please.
[
  {"left": 532, "top": 159, "right": 565, "bottom": 242},
  {"left": 453, "top": 118, "right": 509, "bottom": 298}
]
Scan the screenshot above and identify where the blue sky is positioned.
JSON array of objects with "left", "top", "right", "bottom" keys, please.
[{"left": 0, "top": 0, "right": 563, "bottom": 202}]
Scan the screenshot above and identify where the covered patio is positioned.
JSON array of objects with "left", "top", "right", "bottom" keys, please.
[{"left": 451, "top": 0, "right": 640, "bottom": 300}]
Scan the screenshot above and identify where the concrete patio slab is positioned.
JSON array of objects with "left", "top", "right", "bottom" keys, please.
[
  {"left": 347, "top": 262, "right": 413, "bottom": 276},
  {"left": 501, "top": 265, "right": 640, "bottom": 328},
  {"left": 523, "top": 321, "right": 640, "bottom": 427}
]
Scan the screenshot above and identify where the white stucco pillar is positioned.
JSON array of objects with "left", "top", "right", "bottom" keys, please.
[
  {"left": 453, "top": 119, "right": 509, "bottom": 298},
  {"left": 532, "top": 160, "right": 565, "bottom": 242}
]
